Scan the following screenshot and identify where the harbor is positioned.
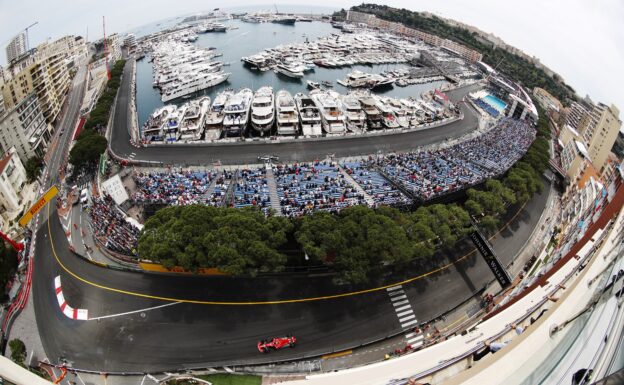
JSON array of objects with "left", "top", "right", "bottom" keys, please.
[
  {"left": 135, "top": 19, "right": 457, "bottom": 129},
  {"left": 133, "top": 16, "right": 487, "bottom": 144}
]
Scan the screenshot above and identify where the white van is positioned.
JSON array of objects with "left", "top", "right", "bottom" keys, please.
[{"left": 80, "top": 188, "right": 89, "bottom": 205}]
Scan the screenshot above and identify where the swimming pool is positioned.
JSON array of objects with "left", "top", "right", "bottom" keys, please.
[{"left": 483, "top": 94, "right": 507, "bottom": 112}]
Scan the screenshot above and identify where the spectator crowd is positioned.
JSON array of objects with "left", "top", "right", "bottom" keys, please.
[
  {"left": 129, "top": 118, "right": 534, "bottom": 212},
  {"left": 90, "top": 194, "right": 140, "bottom": 256},
  {"left": 274, "top": 161, "right": 366, "bottom": 217}
]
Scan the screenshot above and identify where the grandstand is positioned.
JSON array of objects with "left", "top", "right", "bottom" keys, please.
[{"left": 102, "top": 117, "right": 535, "bottom": 255}]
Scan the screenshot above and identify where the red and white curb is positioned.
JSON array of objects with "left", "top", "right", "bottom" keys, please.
[{"left": 54, "top": 276, "right": 88, "bottom": 320}]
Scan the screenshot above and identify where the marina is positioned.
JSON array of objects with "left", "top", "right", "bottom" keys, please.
[
  {"left": 134, "top": 17, "right": 482, "bottom": 143},
  {"left": 135, "top": 19, "right": 454, "bottom": 130}
]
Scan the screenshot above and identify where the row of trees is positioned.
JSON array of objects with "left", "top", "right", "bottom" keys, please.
[
  {"left": 69, "top": 59, "right": 125, "bottom": 172},
  {"left": 83, "top": 59, "right": 125, "bottom": 131},
  {"left": 344, "top": 4, "right": 576, "bottom": 105}
]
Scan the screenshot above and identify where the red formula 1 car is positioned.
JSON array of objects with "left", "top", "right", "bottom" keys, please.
[{"left": 257, "top": 335, "right": 297, "bottom": 353}]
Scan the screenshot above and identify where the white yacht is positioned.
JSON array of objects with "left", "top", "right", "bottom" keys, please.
[
  {"left": 250, "top": 86, "right": 275, "bottom": 135},
  {"left": 204, "top": 90, "right": 233, "bottom": 141},
  {"left": 275, "top": 90, "right": 299, "bottom": 135},
  {"left": 142, "top": 105, "right": 177, "bottom": 141},
  {"left": 275, "top": 63, "right": 304, "bottom": 78},
  {"left": 373, "top": 95, "right": 401, "bottom": 129},
  {"left": 309, "top": 90, "right": 346, "bottom": 135},
  {"left": 223, "top": 88, "right": 253, "bottom": 137},
  {"left": 241, "top": 53, "right": 273, "bottom": 71},
  {"left": 336, "top": 92, "right": 367, "bottom": 133},
  {"left": 294, "top": 93, "right": 322, "bottom": 136},
  {"left": 339, "top": 70, "right": 395, "bottom": 90},
  {"left": 359, "top": 95, "right": 383, "bottom": 130},
  {"left": 163, "top": 105, "right": 187, "bottom": 141},
  {"left": 380, "top": 96, "right": 412, "bottom": 128},
  {"left": 179, "top": 97, "right": 211, "bottom": 141},
  {"left": 161, "top": 72, "right": 230, "bottom": 102},
  {"left": 340, "top": 70, "right": 374, "bottom": 88}
]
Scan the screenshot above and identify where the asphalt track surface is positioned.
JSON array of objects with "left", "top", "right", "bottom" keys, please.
[
  {"left": 32, "top": 179, "right": 550, "bottom": 372},
  {"left": 110, "top": 59, "right": 481, "bottom": 165},
  {"left": 32, "top": 59, "right": 549, "bottom": 372}
]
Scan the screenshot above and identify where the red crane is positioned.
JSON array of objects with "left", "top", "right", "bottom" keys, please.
[
  {"left": 0, "top": 230, "right": 24, "bottom": 252},
  {"left": 103, "top": 16, "right": 111, "bottom": 80}
]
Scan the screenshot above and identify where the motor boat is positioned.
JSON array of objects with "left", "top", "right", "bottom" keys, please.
[{"left": 250, "top": 87, "right": 275, "bottom": 135}]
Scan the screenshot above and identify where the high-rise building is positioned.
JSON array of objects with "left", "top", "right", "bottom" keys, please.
[
  {"left": 0, "top": 93, "right": 52, "bottom": 162},
  {"left": 5, "top": 32, "right": 27, "bottom": 64},
  {"left": 582, "top": 103, "right": 621, "bottom": 172},
  {"left": 558, "top": 102, "right": 621, "bottom": 182},
  {"left": 2, "top": 47, "right": 70, "bottom": 124}
]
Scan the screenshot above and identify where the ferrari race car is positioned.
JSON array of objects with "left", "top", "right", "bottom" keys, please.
[{"left": 257, "top": 335, "right": 297, "bottom": 353}]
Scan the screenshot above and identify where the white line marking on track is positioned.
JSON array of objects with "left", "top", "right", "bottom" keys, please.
[
  {"left": 386, "top": 286, "right": 402, "bottom": 291},
  {"left": 401, "top": 319, "right": 419, "bottom": 328},
  {"left": 399, "top": 314, "right": 416, "bottom": 322},
  {"left": 393, "top": 299, "right": 409, "bottom": 307},
  {"left": 396, "top": 310, "right": 414, "bottom": 317},
  {"left": 391, "top": 294, "right": 407, "bottom": 302},
  {"left": 388, "top": 290, "right": 405, "bottom": 296},
  {"left": 394, "top": 305, "right": 411, "bottom": 312},
  {"left": 407, "top": 335, "right": 424, "bottom": 344},
  {"left": 89, "top": 301, "right": 182, "bottom": 321}
]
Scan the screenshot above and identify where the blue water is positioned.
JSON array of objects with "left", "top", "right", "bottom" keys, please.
[
  {"left": 483, "top": 94, "right": 507, "bottom": 111},
  {"left": 136, "top": 19, "right": 449, "bottom": 126}
]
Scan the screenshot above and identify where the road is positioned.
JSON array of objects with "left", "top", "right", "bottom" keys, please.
[
  {"left": 30, "top": 58, "right": 548, "bottom": 373},
  {"left": 31, "top": 178, "right": 550, "bottom": 372},
  {"left": 110, "top": 59, "right": 481, "bottom": 165}
]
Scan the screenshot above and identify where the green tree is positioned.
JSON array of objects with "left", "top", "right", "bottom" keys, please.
[
  {"left": 24, "top": 156, "right": 43, "bottom": 182},
  {"left": 139, "top": 206, "right": 291, "bottom": 276},
  {"left": 69, "top": 131, "right": 107, "bottom": 170},
  {"left": 9, "top": 338, "right": 26, "bottom": 365}
]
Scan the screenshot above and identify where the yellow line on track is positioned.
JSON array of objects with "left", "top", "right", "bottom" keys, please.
[{"left": 47, "top": 200, "right": 528, "bottom": 305}]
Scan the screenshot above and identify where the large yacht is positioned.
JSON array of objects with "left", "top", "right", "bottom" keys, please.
[
  {"left": 358, "top": 95, "right": 383, "bottom": 130},
  {"left": 275, "top": 90, "right": 299, "bottom": 135},
  {"left": 223, "top": 88, "right": 253, "bottom": 137},
  {"left": 336, "top": 92, "right": 367, "bottom": 133},
  {"left": 309, "top": 90, "right": 346, "bottom": 135},
  {"left": 294, "top": 93, "right": 322, "bottom": 136},
  {"left": 163, "top": 105, "right": 187, "bottom": 141},
  {"left": 204, "top": 90, "right": 233, "bottom": 141},
  {"left": 339, "top": 70, "right": 395, "bottom": 90},
  {"left": 250, "top": 87, "right": 275, "bottom": 135},
  {"left": 373, "top": 95, "right": 401, "bottom": 129},
  {"left": 241, "top": 53, "right": 273, "bottom": 71},
  {"left": 178, "top": 97, "right": 211, "bottom": 141},
  {"left": 161, "top": 71, "right": 230, "bottom": 102},
  {"left": 271, "top": 15, "right": 297, "bottom": 25},
  {"left": 142, "top": 105, "right": 177, "bottom": 141},
  {"left": 275, "top": 63, "right": 304, "bottom": 78}
]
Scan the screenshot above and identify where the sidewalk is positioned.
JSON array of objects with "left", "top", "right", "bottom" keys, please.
[{"left": 4, "top": 288, "right": 47, "bottom": 367}]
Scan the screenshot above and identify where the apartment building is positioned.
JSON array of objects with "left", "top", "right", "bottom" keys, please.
[
  {"left": 533, "top": 87, "right": 563, "bottom": 112},
  {"left": 5, "top": 32, "right": 27, "bottom": 64},
  {"left": 1, "top": 35, "right": 87, "bottom": 125},
  {"left": 582, "top": 103, "right": 622, "bottom": 173},
  {"left": 2, "top": 50, "right": 69, "bottom": 124},
  {"left": 559, "top": 102, "right": 622, "bottom": 182},
  {"left": 0, "top": 146, "right": 28, "bottom": 232},
  {"left": 0, "top": 93, "right": 52, "bottom": 163}
]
